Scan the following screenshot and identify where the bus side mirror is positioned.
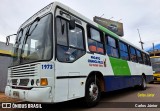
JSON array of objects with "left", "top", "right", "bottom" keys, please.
[
  {"left": 69, "top": 19, "right": 76, "bottom": 30},
  {"left": 6, "top": 34, "right": 17, "bottom": 46},
  {"left": 6, "top": 36, "right": 10, "bottom": 46}
]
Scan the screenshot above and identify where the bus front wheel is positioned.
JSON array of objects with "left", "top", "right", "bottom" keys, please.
[{"left": 84, "top": 76, "right": 101, "bottom": 107}]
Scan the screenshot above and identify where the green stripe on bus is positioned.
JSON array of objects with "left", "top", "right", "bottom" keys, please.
[
  {"left": 98, "top": 24, "right": 119, "bottom": 39},
  {"left": 109, "top": 57, "right": 131, "bottom": 76}
]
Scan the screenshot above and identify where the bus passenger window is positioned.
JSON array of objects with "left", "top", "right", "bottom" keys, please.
[
  {"left": 56, "top": 17, "right": 85, "bottom": 62},
  {"left": 68, "top": 27, "right": 84, "bottom": 49},
  {"left": 90, "top": 28, "right": 101, "bottom": 41},
  {"left": 130, "top": 47, "right": 137, "bottom": 62},
  {"left": 146, "top": 55, "right": 151, "bottom": 66},
  {"left": 142, "top": 53, "right": 148, "bottom": 65},
  {"left": 106, "top": 36, "right": 119, "bottom": 58},
  {"left": 88, "top": 39, "right": 97, "bottom": 52},
  {"left": 136, "top": 50, "right": 143, "bottom": 64},
  {"left": 56, "top": 18, "right": 68, "bottom": 46},
  {"left": 97, "top": 42, "right": 104, "bottom": 54},
  {"left": 119, "top": 42, "right": 129, "bottom": 60},
  {"left": 87, "top": 27, "right": 104, "bottom": 54}
]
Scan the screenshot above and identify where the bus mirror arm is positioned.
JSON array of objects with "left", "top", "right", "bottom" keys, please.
[
  {"left": 6, "top": 34, "right": 17, "bottom": 46},
  {"left": 69, "top": 19, "right": 76, "bottom": 30}
]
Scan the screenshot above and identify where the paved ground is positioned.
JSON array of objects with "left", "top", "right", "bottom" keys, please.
[
  {"left": 1, "top": 83, "right": 160, "bottom": 111},
  {"left": 0, "top": 92, "right": 19, "bottom": 102}
]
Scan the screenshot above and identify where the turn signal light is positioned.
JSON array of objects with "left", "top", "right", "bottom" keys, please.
[{"left": 40, "top": 78, "right": 48, "bottom": 86}]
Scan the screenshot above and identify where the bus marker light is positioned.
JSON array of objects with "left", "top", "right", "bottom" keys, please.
[
  {"left": 40, "top": 78, "right": 48, "bottom": 86},
  {"left": 36, "top": 79, "right": 40, "bottom": 86},
  {"left": 81, "top": 82, "right": 84, "bottom": 85}
]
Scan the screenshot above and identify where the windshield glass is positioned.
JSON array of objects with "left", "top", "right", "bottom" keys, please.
[
  {"left": 13, "top": 28, "right": 28, "bottom": 65},
  {"left": 150, "top": 57, "right": 160, "bottom": 72},
  {"left": 12, "top": 14, "right": 52, "bottom": 66}
]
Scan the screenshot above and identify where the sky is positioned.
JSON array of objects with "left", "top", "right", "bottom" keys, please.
[{"left": 0, "top": 0, "right": 160, "bottom": 49}]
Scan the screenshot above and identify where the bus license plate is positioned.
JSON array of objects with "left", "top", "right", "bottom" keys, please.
[{"left": 13, "top": 91, "right": 19, "bottom": 98}]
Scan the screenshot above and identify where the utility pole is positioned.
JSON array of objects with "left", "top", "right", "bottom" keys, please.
[
  {"left": 152, "top": 43, "right": 155, "bottom": 51},
  {"left": 152, "top": 43, "right": 155, "bottom": 56},
  {"left": 137, "top": 29, "right": 144, "bottom": 50}
]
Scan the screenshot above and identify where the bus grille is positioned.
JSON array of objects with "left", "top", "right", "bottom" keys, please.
[
  {"left": 11, "top": 79, "right": 29, "bottom": 86},
  {"left": 19, "top": 79, "right": 29, "bottom": 86},
  {"left": 12, "top": 79, "right": 18, "bottom": 85},
  {"left": 10, "top": 63, "right": 39, "bottom": 78}
]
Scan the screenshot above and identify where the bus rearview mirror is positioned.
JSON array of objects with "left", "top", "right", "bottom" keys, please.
[
  {"left": 6, "top": 36, "right": 10, "bottom": 46},
  {"left": 6, "top": 34, "right": 17, "bottom": 46}
]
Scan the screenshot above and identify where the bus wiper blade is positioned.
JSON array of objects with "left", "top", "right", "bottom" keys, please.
[
  {"left": 24, "top": 17, "right": 40, "bottom": 44},
  {"left": 20, "top": 17, "right": 41, "bottom": 63},
  {"left": 29, "top": 17, "right": 40, "bottom": 35},
  {"left": 15, "top": 29, "right": 23, "bottom": 44}
]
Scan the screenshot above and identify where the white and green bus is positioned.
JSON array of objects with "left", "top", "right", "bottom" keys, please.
[{"left": 5, "top": 2, "right": 153, "bottom": 107}]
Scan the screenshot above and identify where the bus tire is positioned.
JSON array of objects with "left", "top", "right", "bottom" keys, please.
[
  {"left": 84, "top": 77, "right": 101, "bottom": 107},
  {"left": 140, "top": 76, "right": 147, "bottom": 90}
]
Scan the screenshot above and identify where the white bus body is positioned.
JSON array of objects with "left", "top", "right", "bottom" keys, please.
[{"left": 5, "top": 2, "right": 153, "bottom": 106}]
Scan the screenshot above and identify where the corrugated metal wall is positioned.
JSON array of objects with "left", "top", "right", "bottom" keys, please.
[
  {"left": 0, "top": 41, "right": 13, "bottom": 92},
  {"left": 0, "top": 56, "right": 12, "bottom": 92}
]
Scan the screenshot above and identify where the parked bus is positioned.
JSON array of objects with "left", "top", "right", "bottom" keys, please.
[
  {"left": 5, "top": 2, "right": 153, "bottom": 107},
  {"left": 150, "top": 50, "right": 160, "bottom": 82}
]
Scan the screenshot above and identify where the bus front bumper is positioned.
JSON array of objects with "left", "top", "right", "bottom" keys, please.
[{"left": 5, "top": 86, "right": 53, "bottom": 103}]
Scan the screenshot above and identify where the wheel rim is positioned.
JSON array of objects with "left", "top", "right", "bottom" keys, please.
[{"left": 89, "top": 82, "right": 99, "bottom": 101}]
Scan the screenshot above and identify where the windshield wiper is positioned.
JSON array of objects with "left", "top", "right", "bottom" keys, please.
[
  {"left": 24, "top": 17, "right": 40, "bottom": 44},
  {"left": 15, "top": 29, "right": 23, "bottom": 45},
  {"left": 19, "top": 17, "right": 40, "bottom": 64}
]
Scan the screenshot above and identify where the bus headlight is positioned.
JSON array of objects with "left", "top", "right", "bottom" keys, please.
[
  {"left": 40, "top": 78, "right": 48, "bottom": 86},
  {"left": 31, "top": 79, "right": 34, "bottom": 86}
]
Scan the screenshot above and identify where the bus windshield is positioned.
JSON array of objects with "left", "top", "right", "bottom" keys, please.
[
  {"left": 12, "top": 14, "right": 52, "bottom": 66},
  {"left": 151, "top": 57, "right": 160, "bottom": 72}
]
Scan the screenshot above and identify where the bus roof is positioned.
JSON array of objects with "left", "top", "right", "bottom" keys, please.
[
  {"left": 54, "top": 2, "right": 148, "bottom": 54},
  {"left": 19, "top": 1, "right": 148, "bottom": 55}
]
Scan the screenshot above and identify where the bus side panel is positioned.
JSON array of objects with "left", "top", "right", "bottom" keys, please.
[
  {"left": 146, "top": 75, "right": 153, "bottom": 83},
  {"left": 104, "top": 75, "right": 153, "bottom": 92},
  {"left": 127, "top": 61, "right": 153, "bottom": 83},
  {"left": 104, "top": 76, "right": 142, "bottom": 92}
]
